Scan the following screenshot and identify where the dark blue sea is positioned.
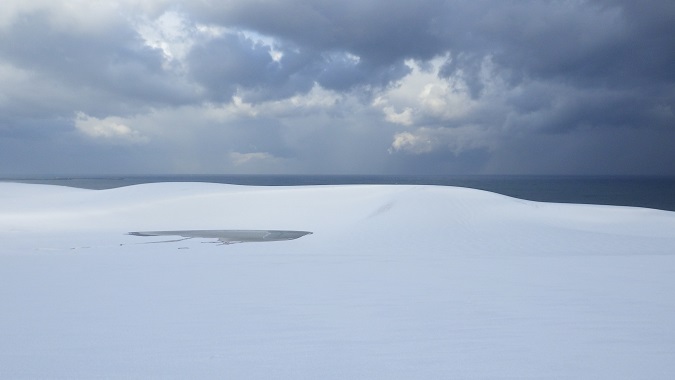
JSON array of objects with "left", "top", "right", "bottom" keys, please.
[{"left": 3, "top": 175, "right": 675, "bottom": 212}]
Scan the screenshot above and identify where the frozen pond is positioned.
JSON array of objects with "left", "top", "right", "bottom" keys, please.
[{"left": 129, "top": 229, "right": 312, "bottom": 245}]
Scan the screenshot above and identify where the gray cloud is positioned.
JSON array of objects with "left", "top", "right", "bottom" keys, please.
[
  {"left": 190, "top": 0, "right": 446, "bottom": 64},
  {"left": 0, "top": 11, "right": 199, "bottom": 124},
  {"left": 0, "top": 0, "right": 673, "bottom": 176}
]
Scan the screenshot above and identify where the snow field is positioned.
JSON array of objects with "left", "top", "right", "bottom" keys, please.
[{"left": 1, "top": 182, "right": 674, "bottom": 379}]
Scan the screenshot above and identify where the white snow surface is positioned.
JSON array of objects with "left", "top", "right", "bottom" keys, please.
[{"left": 1, "top": 182, "right": 675, "bottom": 379}]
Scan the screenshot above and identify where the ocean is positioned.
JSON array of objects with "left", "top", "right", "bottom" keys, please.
[{"left": 2, "top": 175, "right": 675, "bottom": 212}]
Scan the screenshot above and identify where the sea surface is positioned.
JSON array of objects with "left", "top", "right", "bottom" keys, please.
[{"left": 3, "top": 175, "right": 675, "bottom": 212}]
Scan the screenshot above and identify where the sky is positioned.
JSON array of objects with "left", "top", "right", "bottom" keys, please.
[{"left": 1, "top": 0, "right": 674, "bottom": 176}]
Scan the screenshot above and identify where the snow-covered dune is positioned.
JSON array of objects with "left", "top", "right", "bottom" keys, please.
[{"left": 1, "top": 182, "right": 674, "bottom": 379}]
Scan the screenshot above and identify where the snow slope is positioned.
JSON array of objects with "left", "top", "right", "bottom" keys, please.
[{"left": 1, "top": 182, "right": 674, "bottom": 379}]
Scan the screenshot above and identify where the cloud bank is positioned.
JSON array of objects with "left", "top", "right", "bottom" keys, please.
[{"left": 1, "top": 0, "right": 674, "bottom": 175}]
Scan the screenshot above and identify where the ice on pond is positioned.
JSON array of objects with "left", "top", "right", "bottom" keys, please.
[{"left": 128, "top": 229, "right": 312, "bottom": 245}]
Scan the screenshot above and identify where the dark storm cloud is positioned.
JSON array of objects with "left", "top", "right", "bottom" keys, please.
[
  {"left": 187, "top": 33, "right": 328, "bottom": 102},
  {"left": 188, "top": 32, "right": 289, "bottom": 101},
  {"left": 188, "top": 0, "right": 674, "bottom": 124},
  {"left": 189, "top": 0, "right": 630, "bottom": 80},
  {"left": 500, "top": 85, "right": 665, "bottom": 133},
  {"left": 187, "top": 31, "right": 412, "bottom": 102},
  {"left": 484, "top": 0, "right": 674, "bottom": 92},
  {"left": 191, "top": 0, "right": 446, "bottom": 65}
]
